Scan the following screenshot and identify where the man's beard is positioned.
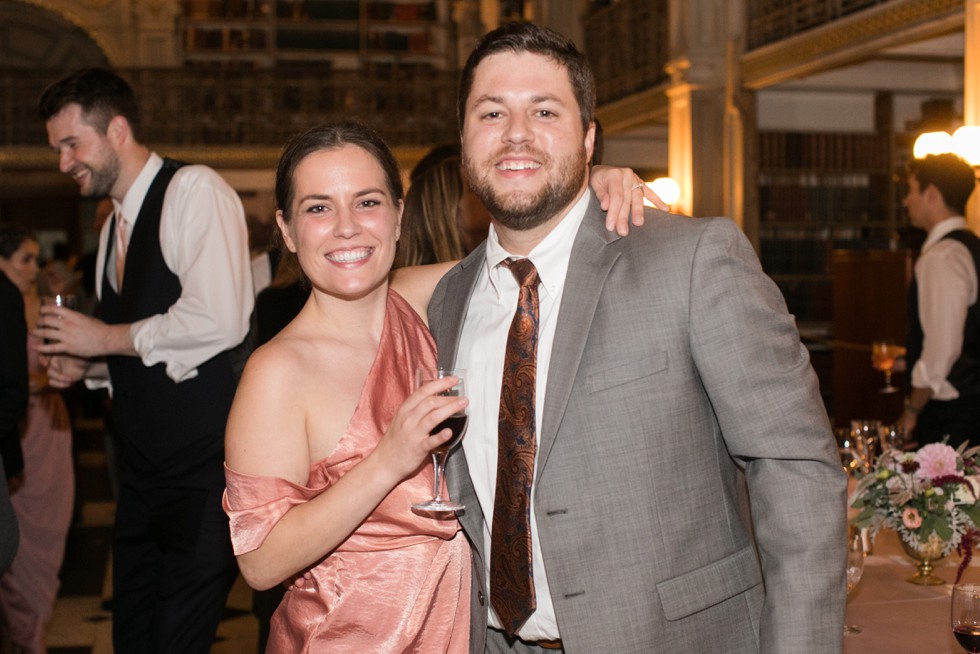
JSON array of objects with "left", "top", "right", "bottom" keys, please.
[
  {"left": 463, "top": 147, "right": 588, "bottom": 232},
  {"left": 78, "top": 151, "right": 121, "bottom": 198}
]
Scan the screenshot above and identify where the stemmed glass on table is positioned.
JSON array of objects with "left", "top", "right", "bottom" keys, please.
[
  {"left": 952, "top": 584, "right": 980, "bottom": 652},
  {"left": 412, "top": 367, "right": 468, "bottom": 513},
  {"left": 871, "top": 340, "right": 905, "bottom": 394},
  {"left": 844, "top": 526, "right": 865, "bottom": 636}
]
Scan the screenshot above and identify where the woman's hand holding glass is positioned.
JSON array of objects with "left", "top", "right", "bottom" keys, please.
[{"left": 375, "top": 373, "right": 468, "bottom": 490}]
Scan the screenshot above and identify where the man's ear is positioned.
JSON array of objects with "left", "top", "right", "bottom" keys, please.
[
  {"left": 584, "top": 121, "right": 596, "bottom": 165},
  {"left": 275, "top": 210, "right": 298, "bottom": 253},
  {"left": 106, "top": 115, "right": 129, "bottom": 146}
]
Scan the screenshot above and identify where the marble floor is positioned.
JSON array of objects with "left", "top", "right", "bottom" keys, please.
[{"left": 43, "top": 419, "right": 260, "bottom": 654}]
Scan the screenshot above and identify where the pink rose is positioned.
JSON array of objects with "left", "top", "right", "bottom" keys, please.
[
  {"left": 902, "top": 507, "right": 923, "bottom": 529},
  {"left": 916, "top": 443, "right": 959, "bottom": 479}
]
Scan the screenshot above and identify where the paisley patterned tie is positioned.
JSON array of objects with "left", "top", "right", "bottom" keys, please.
[{"left": 490, "top": 257, "right": 540, "bottom": 636}]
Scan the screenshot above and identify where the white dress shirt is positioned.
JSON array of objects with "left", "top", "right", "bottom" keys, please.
[
  {"left": 911, "top": 216, "right": 979, "bottom": 399},
  {"left": 94, "top": 153, "right": 253, "bottom": 383},
  {"left": 456, "top": 190, "right": 589, "bottom": 641}
]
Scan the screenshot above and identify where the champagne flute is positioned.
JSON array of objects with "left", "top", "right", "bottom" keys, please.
[
  {"left": 412, "top": 367, "right": 467, "bottom": 513},
  {"left": 953, "top": 584, "right": 980, "bottom": 652},
  {"left": 871, "top": 340, "right": 905, "bottom": 394},
  {"left": 844, "top": 526, "right": 865, "bottom": 636},
  {"left": 40, "top": 293, "right": 77, "bottom": 344}
]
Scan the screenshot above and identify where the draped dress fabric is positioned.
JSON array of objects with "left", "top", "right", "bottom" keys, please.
[
  {"left": 0, "top": 332, "right": 74, "bottom": 653},
  {"left": 224, "top": 290, "right": 470, "bottom": 653}
]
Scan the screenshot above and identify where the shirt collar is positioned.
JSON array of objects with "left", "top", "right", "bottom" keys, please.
[
  {"left": 483, "top": 189, "right": 590, "bottom": 300},
  {"left": 923, "top": 216, "right": 968, "bottom": 251},
  {"left": 115, "top": 152, "right": 164, "bottom": 227}
]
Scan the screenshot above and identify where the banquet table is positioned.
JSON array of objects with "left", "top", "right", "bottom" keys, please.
[{"left": 844, "top": 528, "right": 980, "bottom": 654}]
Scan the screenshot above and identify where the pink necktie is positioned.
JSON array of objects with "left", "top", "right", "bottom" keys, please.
[{"left": 115, "top": 213, "right": 127, "bottom": 291}]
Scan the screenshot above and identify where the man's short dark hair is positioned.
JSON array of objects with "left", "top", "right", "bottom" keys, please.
[
  {"left": 456, "top": 22, "right": 596, "bottom": 134},
  {"left": 38, "top": 68, "right": 141, "bottom": 140},
  {"left": 907, "top": 153, "right": 977, "bottom": 215}
]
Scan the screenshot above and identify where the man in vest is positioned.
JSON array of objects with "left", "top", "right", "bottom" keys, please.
[
  {"left": 900, "top": 153, "right": 980, "bottom": 449},
  {"left": 36, "top": 68, "right": 253, "bottom": 653}
]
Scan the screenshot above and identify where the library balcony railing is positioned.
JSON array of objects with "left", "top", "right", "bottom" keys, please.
[
  {"left": 747, "top": 0, "right": 894, "bottom": 50},
  {"left": 581, "top": 0, "right": 670, "bottom": 107},
  {"left": 0, "top": 66, "right": 458, "bottom": 153}
]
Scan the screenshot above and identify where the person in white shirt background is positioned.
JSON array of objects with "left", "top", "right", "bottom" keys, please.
[
  {"left": 900, "top": 152, "right": 980, "bottom": 448},
  {"left": 35, "top": 68, "right": 253, "bottom": 654}
]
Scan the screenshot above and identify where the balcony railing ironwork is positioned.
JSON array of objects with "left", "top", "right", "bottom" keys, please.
[
  {"left": 0, "top": 66, "right": 458, "bottom": 153},
  {"left": 582, "top": 0, "right": 670, "bottom": 107},
  {"left": 747, "top": 0, "right": 893, "bottom": 50}
]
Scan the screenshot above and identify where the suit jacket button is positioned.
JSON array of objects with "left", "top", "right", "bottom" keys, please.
[{"left": 478, "top": 590, "right": 485, "bottom": 606}]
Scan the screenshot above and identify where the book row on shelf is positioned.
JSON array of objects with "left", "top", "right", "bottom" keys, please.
[
  {"left": 759, "top": 180, "right": 874, "bottom": 224},
  {"left": 184, "top": 1, "right": 439, "bottom": 21},
  {"left": 758, "top": 131, "right": 890, "bottom": 172}
]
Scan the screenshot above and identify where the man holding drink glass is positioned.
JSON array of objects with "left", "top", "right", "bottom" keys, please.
[{"left": 34, "top": 68, "right": 253, "bottom": 654}]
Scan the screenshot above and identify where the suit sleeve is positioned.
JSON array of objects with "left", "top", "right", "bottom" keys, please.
[{"left": 687, "top": 218, "right": 847, "bottom": 654}]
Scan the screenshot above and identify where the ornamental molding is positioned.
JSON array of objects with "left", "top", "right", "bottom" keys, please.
[
  {"left": 596, "top": 83, "right": 671, "bottom": 134},
  {"left": 0, "top": 144, "right": 432, "bottom": 174},
  {"left": 742, "top": 0, "right": 964, "bottom": 90},
  {"left": 14, "top": 0, "right": 120, "bottom": 65}
]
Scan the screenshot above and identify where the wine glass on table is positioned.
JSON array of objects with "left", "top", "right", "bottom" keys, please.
[
  {"left": 412, "top": 367, "right": 467, "bottom": 513},
  {"left": 871, "top": 340, "right": 905, "bottom": 394},
  {"left": 952, "top": 584, "right": 980, "bottom": 652},
  {"left": 844, "top": 526, "right": 865, "bottom": 636}
]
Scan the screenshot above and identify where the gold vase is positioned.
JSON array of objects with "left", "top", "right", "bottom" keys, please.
[{"left": 900, "top": 534, "right": 948, "bottom": 586}]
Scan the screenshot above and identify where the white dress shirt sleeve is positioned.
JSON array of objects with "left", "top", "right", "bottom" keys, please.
[
  {"left": 130, "top": 165, "right": 254, "bottom": 382},
  {"left": 911, "top": 238, "right": 978, "bottom": 399}
]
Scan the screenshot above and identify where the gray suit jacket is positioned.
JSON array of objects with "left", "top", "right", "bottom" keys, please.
[{"left": 428, "top": 193, "right": 847, "bottom": 653}]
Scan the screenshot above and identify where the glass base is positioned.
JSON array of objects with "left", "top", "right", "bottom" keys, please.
[
  {"left": 844, "top": 625, "right": 862, "bottom": 636},
  {"left": 412, "top": 499, "right": 464, "bottom": 513},
  {"left": 880, "top": 385, "right": 900, "bottom": 394}
]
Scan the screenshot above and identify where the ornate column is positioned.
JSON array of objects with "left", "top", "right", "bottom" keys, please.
[
  {"left": 132, "top": 0, "right": 180, "bottom": 66},
  {"left": 665, "top": 0, "right": 751, "bottom": 230},
  {"left": 965, "top": 0, "right": 980, "bottom": 232}
]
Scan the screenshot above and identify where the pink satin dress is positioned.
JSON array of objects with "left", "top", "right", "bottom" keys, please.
[
  {"left": 0, "top": 332, "right": 74, "bottom": 653},
  {"left": 224, "top": 290, "right": 470, "bottom": 653}
]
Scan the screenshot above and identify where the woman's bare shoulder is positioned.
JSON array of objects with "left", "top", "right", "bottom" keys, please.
[{"left": 390, "top": 261, "right": 457, "bottom": 320}]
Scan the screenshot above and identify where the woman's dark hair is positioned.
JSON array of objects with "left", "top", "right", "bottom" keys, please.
[
  {"left": 38, "top": 67, "right": 142, "bottom": 139},
  {"left": 275, "top": 121, "right": 404, "bottom": 222},
  {"left": 0, "top": 224, "right": 37, "bottom": 260},
  {"left": 457, "top": 22, "right": 596, "bottom": 133}
]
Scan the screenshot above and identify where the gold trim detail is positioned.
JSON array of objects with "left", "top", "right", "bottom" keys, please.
[{"left": 743, "top": 0, "right": 964, "bottom": 89}]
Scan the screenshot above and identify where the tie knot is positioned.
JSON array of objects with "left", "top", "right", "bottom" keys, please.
[{"left": 504, "top": 258, "right": 539, "bottom": 289}]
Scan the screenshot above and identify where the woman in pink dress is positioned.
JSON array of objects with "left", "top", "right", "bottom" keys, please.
[
  {"left": 0, "top": 226, "right": 75, "bottom": 653},
  {"left": 224, "top": 122, "right": 473, "bottom": 652}
]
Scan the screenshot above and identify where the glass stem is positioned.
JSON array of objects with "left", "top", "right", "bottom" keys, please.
[{"left": 431, "top": 452, "right": 444, "bottom": 502}]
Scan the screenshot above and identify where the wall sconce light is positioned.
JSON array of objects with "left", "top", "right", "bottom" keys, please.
[
  {"left": 912, "top": 127, "right": 980, "bottom": 167},
  {"left": 648, "top": 177, "right": 680, "bottom": 209}
]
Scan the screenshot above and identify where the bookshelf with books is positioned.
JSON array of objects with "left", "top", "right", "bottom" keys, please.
[
  {"left": 758, "top": 130, "right": 896, "bottom": 326},
  {"left": 181, "top": 0, "right": 450, "bottom": 69}
]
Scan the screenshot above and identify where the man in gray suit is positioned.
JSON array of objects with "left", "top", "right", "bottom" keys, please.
[{"left": 427, "top": 22, "right": 847, "bottom": 653}]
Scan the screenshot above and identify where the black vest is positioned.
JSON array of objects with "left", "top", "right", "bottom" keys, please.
[
  {"left": 907, "top": 228, "right": 980, "bottom": 399},
  {"left": 101, "top": 158, "right": 237, "bottom": 475}
]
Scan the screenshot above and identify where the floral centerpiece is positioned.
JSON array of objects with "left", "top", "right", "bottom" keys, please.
[{"left": 850, "top": 441, "right": 980, "bottom": 583}]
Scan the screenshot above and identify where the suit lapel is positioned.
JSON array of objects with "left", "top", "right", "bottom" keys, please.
[
  {"left": 434, "top": 248, "right": 485, "bottom": 543},
  {"left": 537, "top": 194, "right": 621, "bottom": 474}
]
